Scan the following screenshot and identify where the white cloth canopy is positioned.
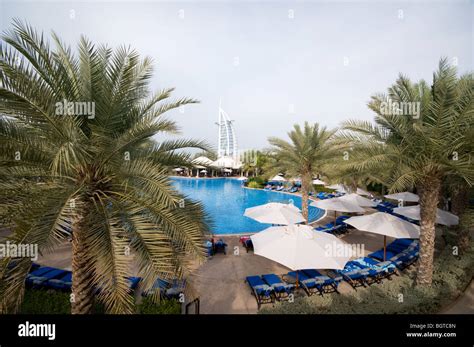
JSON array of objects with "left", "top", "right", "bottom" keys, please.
[
  {"left": 172, "top": 168, "right": 183, "bottom": 172},
  {"left": 310, "top": 197, "right": 366, "bottom": 213},
  {"left": 327, "top": 183, "right": 346, "bottom": 191},
  {"left": 270, "top": 175, "right": 286, "bottom": 182},
  {"left": 393, "top": 205, "right": 459, "bottom": 226},
  {"left": 250, "top": 224, "right": 352, "bottom": 270},
  {"left": 312, "top": 179, "right": 326, "bottom": 185},
  {"left": 244, "top": 202, "right": 305, "bottom": 225},
  {"left": 385, "top": 192, "right": 419, "bottom": 202},
  {"left": 326, "top": 183, "right": 370, "bottom": 196},
  {"left": 344, "top": 212, "right": 420, "bottom": 239},
  {"left": 192, "top": 156, "right": 214, "bottom": 166},
  {"left": 223, "top": 168, "right": 232, "bottom": 173},
  {"left": 211, "top": 156, "right": 242, "bottom": 169},
  {"left": 338, "top": 193, "right": 376, "bottom": 207}
]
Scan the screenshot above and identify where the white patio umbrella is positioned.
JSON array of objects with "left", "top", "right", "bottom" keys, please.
[
  {"left": 393, "top": 205, "right": 459, "bottom": 226},
  {"left": 385, "top": 192, "right": 419, "bottom": 203},
  {"left": 223, "top": 168, "right": 232, "bottom": 173},
  {"left": 270, "top": 175, "right": 286, "bottom": 182},
  {"left": 211, "top": 156, "right": 239, "bottom": 168},
  {"left": 312, "top": 179, "right": 326, "bottom": 185},
  {"left": 251, "top": 224, "right": 352, "bottom": 286},
  {"left": 244, "top": 202, "right": 305, "bottom": 225},
  {"left": 237, "top": 176, "right": 248, "bottom": 181},
  {"left": 344, "top": 212, "right": 420, "bottom": 260},
  {"left": 172, "top": 168, "right": 183, "bottom": 172},
  {"left": 338, "top": 193, "right": 376, "bottom": 207},
  {"left": 200, "top": 169, "right": 207, "bottom": 173},
  {"left": 355, "top": 188, "right": 371, "bottom": 196},
  {"left": 326, "top": 183, "right": 347, "bottom": 191},
  {"left": 311, "top": 197, "right": 366, "bottom": 226}
]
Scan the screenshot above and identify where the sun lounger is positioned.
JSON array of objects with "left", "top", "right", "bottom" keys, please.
[
  {"left": 368, "top": 249, "right": 398, "bottom": 261},
  {"left": 389, "top": 249, "right": 419, "bottom": 270},
  {"left": 351, "top": 257, "right": 398, "bottom": 280},
  {"left": 330, "top": 264, "right": 370, "bottom": 289},
  {"left": 262, "top": 274, "right": 294, "bottom": 300},
  {"left": 302, "top": 269, "right": 341, "bottom": 294},
  {"left": 344, "top": 260, "right": 385, "bottom": 285},
  {"left": 127, "top": 276, "right": 141, "bottom": 291},
  {"left": 242, "top": 238, "right": 253, "bottom": 252},
  {"left": 26, "top": 267, "right": 68, "bottom": 287},
  {"left": 142, "top": 278, "right": 170, "bottom": 296},
  {"left": 45, "top": 271, "right": 72, "bottom": 291},
  {"left": 213, "top": 239, "right": 228, "bottom": 255},
  {"left": 164, "top": 279, "right": 186, "bottom": 299},
  {"left": 246, "top": 276, "right": 274, "bottom": 308},
  {"left": 285, "top": 271, "right": 322, "bottom": 296}
]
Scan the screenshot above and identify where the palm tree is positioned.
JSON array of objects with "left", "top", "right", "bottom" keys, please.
[
  {"left": 268, "top": 122, "right": 339, "bottom": 222},
  {"left": 0, "top": 20, "right": 211, "bottom": 314},
  {"left": 341, "top": 59, "right": 473, "bottom": 285}
]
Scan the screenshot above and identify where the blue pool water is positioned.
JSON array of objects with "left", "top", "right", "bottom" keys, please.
[{"left": 172, "top": 178, "right": 325, "bottom": 234}]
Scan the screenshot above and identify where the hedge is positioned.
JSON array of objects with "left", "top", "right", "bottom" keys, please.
[
  {"left": 20, "top": 290, "right": 181, "bottom": 314},
  {"left": 260, "top": 239, "right": 474, "bottom": 314}
]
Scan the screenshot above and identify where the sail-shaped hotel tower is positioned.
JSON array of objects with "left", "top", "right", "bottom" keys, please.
[{"left": 216, "top": 105, "right": 238, "bottom": 159}]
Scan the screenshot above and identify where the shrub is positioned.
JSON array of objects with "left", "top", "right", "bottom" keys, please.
[
  {"left": 312, "top": 186, "right": 335, "bottom": 193},
  {"left": 138, "top": 297, "right": 181, "bottom": 314},
  {"left": 247, "top": 181, "right": 262, "bottom": 189},
  {"left": 20, "top": 289, "right": 181, "bottom": 314},
  {"left": 247, "top": 176, "right": 265, "bottom": 188},
  {"left": 21, "top": 289, "right": 72, "bottom": 314}
]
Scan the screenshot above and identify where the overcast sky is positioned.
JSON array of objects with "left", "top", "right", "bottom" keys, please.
[{"left": 1, "top": 0, "right": 472, "bottom": 152}]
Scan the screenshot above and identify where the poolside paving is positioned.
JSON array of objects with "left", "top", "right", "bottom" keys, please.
[
  {"left": 187, "top": 228, "right": 395, "bottom": 314},
  {"left": 5, "top": 215, "right": 471, "bottom": 314}
]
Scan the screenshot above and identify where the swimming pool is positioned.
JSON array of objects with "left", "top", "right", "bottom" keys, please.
[{"left": 172, "top": 177, "right": 325, "bottom": 234}]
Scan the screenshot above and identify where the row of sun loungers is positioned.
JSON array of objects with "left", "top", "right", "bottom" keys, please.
[
  {"left": 369, "top": 239, "right": 420, "bottom": 271},
  {"left": 315, "top": 191, "right": 344, "bottom": 200},
  {"left": 264, "top": 185, "right": 299, "bottom": 193},
  {"left": 24, "top": 264, "right": 184, "bottom": 299},
  {"left": 375, "top": 202, "right": 419, "bottom": 224},
  {"left": 375, "top": 201, "right": 397, "bottom": 212},
  {"left": 246, "top": 239, "right": 420, "bottom": 308},
  {"left": 246, "top": 269, "right": 343, "bottom": 308},
  {"left": 315, "top": 215, "right": 350, "bottom": 235}
]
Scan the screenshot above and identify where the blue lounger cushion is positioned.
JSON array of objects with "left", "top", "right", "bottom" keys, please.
[
  {"left": 46, "top": 272, "right": 72, "bottom": 290},
  {"left": 26, "top": 267, "right": 67, "bottom": 285},
  {"left": 369, "top": 249, "right": 397, "bottom": 261},
  {"left": 339, "top": 269, "right": 367, "bottom": 280},
  {"left": 246, "top": 276, "right": 272, "bottom": 296},
  {"left": 352, "top": 257, "right": 397, "bottom": 273},
  {"left": 287, "top": 271, "right": 320, "bottom": 288},
  {"left": 127, "top": 276, "right": 141, "bottom": 290},
  {"left": 27, "top": 266, "right": 57, "bottom": 277},
  {"left": 262, "top": 274, "right": 294, "bottom": 293},
  {"left": 345, "top": 261, "right": 382, "bottom": 277},
  {"left": 302, "top": 269, "right": 340, "bottom": 285}
]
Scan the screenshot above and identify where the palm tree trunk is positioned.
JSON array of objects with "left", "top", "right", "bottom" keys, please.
[
  {"left": 71, "top": 213, "right": 94, "bottom": 314},
  {"left": 451, "top": 185, "right": 470, "bottom": 252},
  {"left": 301, "top": 173, "right": 310, "bottom": 224},
  {"left": 416, "top": 177, "right": 441, "bottom": 286}
]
